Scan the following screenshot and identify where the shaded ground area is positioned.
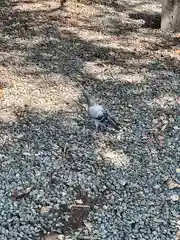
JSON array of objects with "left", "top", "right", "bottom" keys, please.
[{"left": 0, "top": 0, "right": 180, "bottom": 239}]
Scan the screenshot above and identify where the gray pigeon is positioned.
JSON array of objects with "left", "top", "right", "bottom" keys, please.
[{"left": 83, "top": 90, "right": 119, "bottom": 131}]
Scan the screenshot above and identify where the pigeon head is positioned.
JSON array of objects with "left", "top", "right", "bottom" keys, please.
[{"left": 83, "top": 90, "right": 94, "bottom": 106}]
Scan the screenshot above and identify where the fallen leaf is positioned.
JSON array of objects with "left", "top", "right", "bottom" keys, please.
[
  {"left": 76, "top": 236, "right": 92, "bottom": 240},
  {"left": 65, "top": 204, "right": 90, "bottom": 231},
  {"left": 176, "top": 230, "right": 180, "bottom": 240},
  {"left": 50, "top": 171, "right": 58, "bottom": 184},
  {"left": 34, "top": 169, "right": 41, "bottom": 177},
  {"left": 83, "top": 220, "right": 92, "bottom": 233},
  {"left": 42, "top": 233, "right": 60, "bottom": 240},
  {"left": 170, "top": 194, "right": 179, "bottom": 201},
  {"left": 69, "top": 204, "right": 90, "bottom": 209},
  {"left": 62, "top": 142, "right": 68, "bottom": 155},
  {"left": 12, "top": 186, "right": 33, "bottom": 200},
  {"left": 22, "top": 152, "right": 31, "bottom": 156},
  {"left": 147, "top": 137, "right": 155, "bottom": 143},
  {"left": 176, "top": 97, "right": 180, "bottom": 104},
  {"left": 75, "top": 199, "right": 84, "bottom": 204},
  {"left": 23, "top": 186, "right": 33, "bottom": 194},
  {"left": 57, "top": 235, "right": 65, "bottom": 240},
  {"left": 157, "top": 135, "right": 164, "bottom": 146},
  {"left": 134, "top": 191, "right": 145, "bottom": 199},
  {"left": 175, "top": 50, "right": 180, "bottom": 55},
  {"left": 119, "top": 179, "right": 127, "bottom": 186},
  {"left": 40, "top": 206, "right": 51, "bottom": 213},
  {"left": 165, "top": 180, "right": 180, "bottom": 190},
  {"left": 0, "top": 88, "right": 4, "bottom": 98}
]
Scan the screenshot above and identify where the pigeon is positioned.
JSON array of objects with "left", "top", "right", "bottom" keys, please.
[{"left": 83, "top": 90, "right": 119, "bottom": 131}]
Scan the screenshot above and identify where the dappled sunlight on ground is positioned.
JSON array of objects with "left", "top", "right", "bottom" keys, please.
[
  {"left": 0, "top": 66, "right": 81, "bottom": 116},
  {"left": 12, "top": 0, "right": 61, "bottom": 11},
  {"left": 146, "top": 94, "right": 179, "bottom": 109},
  {"left": 99, "top": 149, "right": 131, "bottom": 168}
]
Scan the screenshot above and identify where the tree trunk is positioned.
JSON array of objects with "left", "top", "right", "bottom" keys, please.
[{"left": 161, "top": 0, "right": 180, "bottom": 32}]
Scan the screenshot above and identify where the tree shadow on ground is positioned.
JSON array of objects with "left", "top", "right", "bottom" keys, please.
[
  {"left": 129, "top": 12, "right": 161, "bottom": 29},
  {"left": 0, "top": 101, "right": 179, "bottom": 238},
  {"left": 0, "top": 0, "right": 179, "bottom": 115},
  {"left": 1, "top": 0, "right": 179, "bottom": 76},
  {"left": 70, "top": 0, "right": 154, "bottom": 12},
  {"left": 1, "top": 22, "right": 180, "bottom": 105}
]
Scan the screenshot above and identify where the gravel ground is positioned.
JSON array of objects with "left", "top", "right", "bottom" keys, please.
[{"left": 0, "top": 0, "right": 180, "bottom": 239}]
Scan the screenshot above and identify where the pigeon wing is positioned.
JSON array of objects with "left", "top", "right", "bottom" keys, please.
[{"left": 88, "top": 105, "right": 107, "bottom": 122}]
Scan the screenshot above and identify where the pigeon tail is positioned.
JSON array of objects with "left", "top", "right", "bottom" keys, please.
[
  {"left": 107, "top": 114, "right": 119, "bottom": 130},
  {"left": 83, "top": 90, "right": 94, "bottom": 107}
]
